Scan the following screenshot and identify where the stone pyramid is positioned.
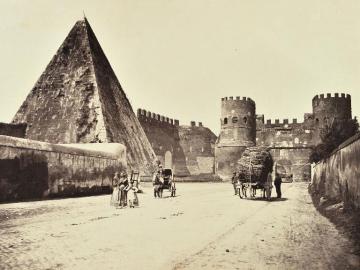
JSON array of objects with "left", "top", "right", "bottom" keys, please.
[{"left": 12, "top": 18, "right": 156, "bottom": 174}]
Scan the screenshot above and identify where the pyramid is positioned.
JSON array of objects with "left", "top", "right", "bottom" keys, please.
[{"left": 12, "top": 18, "right": 156, "bottom": 174}]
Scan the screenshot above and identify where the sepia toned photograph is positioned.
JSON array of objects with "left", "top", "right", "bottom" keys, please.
[{"left": 0, "top": 1, "right": 360, "bottom": 269}]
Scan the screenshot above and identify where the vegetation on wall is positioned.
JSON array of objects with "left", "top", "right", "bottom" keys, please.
[{"left": 310, "top": 118, "right": 359, "bottom": 163}]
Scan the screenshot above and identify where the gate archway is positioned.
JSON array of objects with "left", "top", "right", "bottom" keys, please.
[{"left": 164, "top": 151, "right": 173, "bottom": 169}]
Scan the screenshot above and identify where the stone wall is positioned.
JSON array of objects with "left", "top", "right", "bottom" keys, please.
[
  {"left": 137, "top": 109, "right": 217, "bottom": 177},
  {"left": 312, "top": 133, "right": 360, "bottom": 209},
  {"left": 0, "top": 135, "right": 126, "bottom": 202},
  {"left": 256, "top": 119, "right": 313, "bottom": 181},
  {"left": 178, "top": 125, "right": 216, "bottom": 175},
  {"left": 0, "top": 123, "right": 27, "bottom": 138}
]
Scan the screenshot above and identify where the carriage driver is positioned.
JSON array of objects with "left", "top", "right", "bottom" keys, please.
[
  {"left": 152, "top": 171, "right": 162, "bottom": 198},
  {"left": 231, "top": 172, "right": 238, "bottom": 195}
]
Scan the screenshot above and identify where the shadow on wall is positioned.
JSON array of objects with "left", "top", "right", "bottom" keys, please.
[
  {"left": 172, "top": 129, "right": 191, "bottom": 176},
  {"left": 0, "top": 153, "right": 49, "bottom": 202}
]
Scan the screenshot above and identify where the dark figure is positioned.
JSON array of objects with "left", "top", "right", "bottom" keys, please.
[
  {"left": 119, "top": 172, "right": 129, "bottom": 207},
  {"left": 153, "top": 172, "right": 163, "bottom": 198},
  {"left": 231, "top": 172, "right": 238, "bottom": 195},
  {"left": 274, "top": 173, "right": 282, "bottom": 198}
]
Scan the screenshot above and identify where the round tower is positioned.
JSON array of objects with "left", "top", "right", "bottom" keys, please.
[
  {"left": 312, "top": 93, "right": 352, "bottom": 144},
  {"left": 215, "top": 96, "right": 256, "bottom": 179}
]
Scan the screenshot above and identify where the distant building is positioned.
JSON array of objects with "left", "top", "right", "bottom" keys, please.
[{"left": 215, "top": 93, "right": 352, "bottom": 180}]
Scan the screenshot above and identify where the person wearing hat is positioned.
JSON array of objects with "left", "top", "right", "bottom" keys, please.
[{"left": 158, "top": 164, "right": 164, "bottom": 178}]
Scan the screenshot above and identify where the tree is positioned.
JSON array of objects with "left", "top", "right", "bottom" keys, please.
[{"left": 310, "top": 117, "right": 359, "bottom": 163}]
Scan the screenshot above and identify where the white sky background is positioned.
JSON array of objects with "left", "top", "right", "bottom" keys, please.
[{"left": 0, "top": 0, "right": 359, "bottom": 135}]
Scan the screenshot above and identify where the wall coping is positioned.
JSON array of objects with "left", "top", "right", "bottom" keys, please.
[
  {"left": 0, "top": 135, "right": 125, "bottom": 160},
  {"left": 333, "top": 132, "right": 360, "bottom": 154},
  {"left": 314, "top": 132, "right": 360, "bottom": 166}
]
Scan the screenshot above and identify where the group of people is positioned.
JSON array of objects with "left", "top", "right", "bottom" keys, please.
[
  {"left": 231, "top": 171, "right": 283, "bottom": 199},
  {"left": 110, "top": 172, "right": 139, "bottom": 208}
]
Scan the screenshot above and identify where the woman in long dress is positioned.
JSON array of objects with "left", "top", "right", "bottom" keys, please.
[{"left": 110, "top": 172, "right": 121, "bottom": 206}]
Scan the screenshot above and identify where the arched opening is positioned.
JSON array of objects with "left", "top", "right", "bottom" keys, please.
[
  {"left": 164, "top": 151, "right": 173, "bottom": 169},
  {"left": 275, "top": 159, "right": 293, "bottom": 182},
  {"left": 224, "top": 118, "right": 228, "bottom": 125},
  {"left": 243, "top": 117, "right": 248, "bottom": 124}
]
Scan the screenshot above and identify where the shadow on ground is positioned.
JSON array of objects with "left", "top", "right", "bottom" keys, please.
[{"left": 309, "top": 184, "right": 360, "bottom": 255}]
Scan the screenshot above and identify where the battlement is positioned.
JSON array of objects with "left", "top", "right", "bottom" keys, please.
[
  {"left": 221, "top": 96, "right": 255, "bottom": 106},
  {"left": 137, "top": 108, "right": 179, "bottom": 126},
  {"left": 265, "top": 118, "right": 301, "bottom": 126},
  {"left": 312, "top": 92, "right": 351, "bottom": 101},
  {"left": 190, "top": 121, "right": 206, "bottom": 127}
]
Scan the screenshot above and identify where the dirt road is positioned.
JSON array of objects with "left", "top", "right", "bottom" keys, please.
[{"left": 0, "top": 183, "right": 359, "bottom": 270}]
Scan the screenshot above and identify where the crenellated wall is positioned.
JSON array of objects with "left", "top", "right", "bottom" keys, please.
[
  {"left": 0, "top": 135, "right": 126, "bottom": 202},
  {"left": 215, "top": 96, "right": 256, "bottom": 178},
  {"left": 215, "top": 93, "right": 353, "bottom": 180},
  {"left": 137, "top": 109, "right": 217, "bottom": 178}
]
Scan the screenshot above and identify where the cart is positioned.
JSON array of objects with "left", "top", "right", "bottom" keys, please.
[{"left": 159, "top": 169, "right": 176, "bottom": 197}]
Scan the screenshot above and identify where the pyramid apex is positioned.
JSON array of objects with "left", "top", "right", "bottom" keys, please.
[{"left": 12, "top": 16, "right": 157, "bottom": 175}]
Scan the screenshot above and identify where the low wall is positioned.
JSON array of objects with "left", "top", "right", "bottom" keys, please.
[
  {"left": 0, "top": 135, "right": 126, "bottom": 202},
  {"left": 312, "top": 133, "right": 360, "bottom": 209}
]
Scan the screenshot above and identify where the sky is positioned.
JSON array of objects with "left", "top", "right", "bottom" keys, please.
[{"left": 0, "top": 0, "right": 359, "bottom": 135}]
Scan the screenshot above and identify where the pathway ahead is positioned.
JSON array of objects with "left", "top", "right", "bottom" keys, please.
[{"left": 0, "top": 183, "right": 359, "bottom": 270}]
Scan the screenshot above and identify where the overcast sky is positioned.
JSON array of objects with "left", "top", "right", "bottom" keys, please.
[{"left": 0, "top": 0, "right": 359, "bottom": 134}]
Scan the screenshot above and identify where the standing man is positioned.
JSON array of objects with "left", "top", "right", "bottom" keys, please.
[
  {"left": 231, "top": 172, "right": 238, "bottom": 195},
  {"left": 274, "top": 173, "right": 282, "bottom": 198}
]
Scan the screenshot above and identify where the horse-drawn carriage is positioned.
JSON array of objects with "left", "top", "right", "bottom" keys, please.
[
  {"left": 153, "top": 168, "right": 176, "bottom": 198},
  {"left": 235, "top": 147, "right": 274, "bottom": 200}
]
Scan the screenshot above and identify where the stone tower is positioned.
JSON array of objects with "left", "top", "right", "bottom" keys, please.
[
  {"left": 215, "top": 96, "right": 256, "bottom": 179},
  {"left": 312, "top": 93, "right": 352, "bottom": 144},
  {"left": 12, "top": 18, "right": 156, "bottom": 175}
]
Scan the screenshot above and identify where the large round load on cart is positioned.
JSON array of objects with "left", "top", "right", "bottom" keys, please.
[{"left": 237, "top": 147, "right": 273, "bottom": 183}]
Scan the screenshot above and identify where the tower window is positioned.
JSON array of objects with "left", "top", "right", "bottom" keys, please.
[
  {"left": 232, "top": 117, "right": 238, "bottom": 123},
  {"left": 243, "top": 117, "right": 248, "bottom": 124},
  {"left": 224, "top": 118, "right": 228, "bottom": 124}
]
